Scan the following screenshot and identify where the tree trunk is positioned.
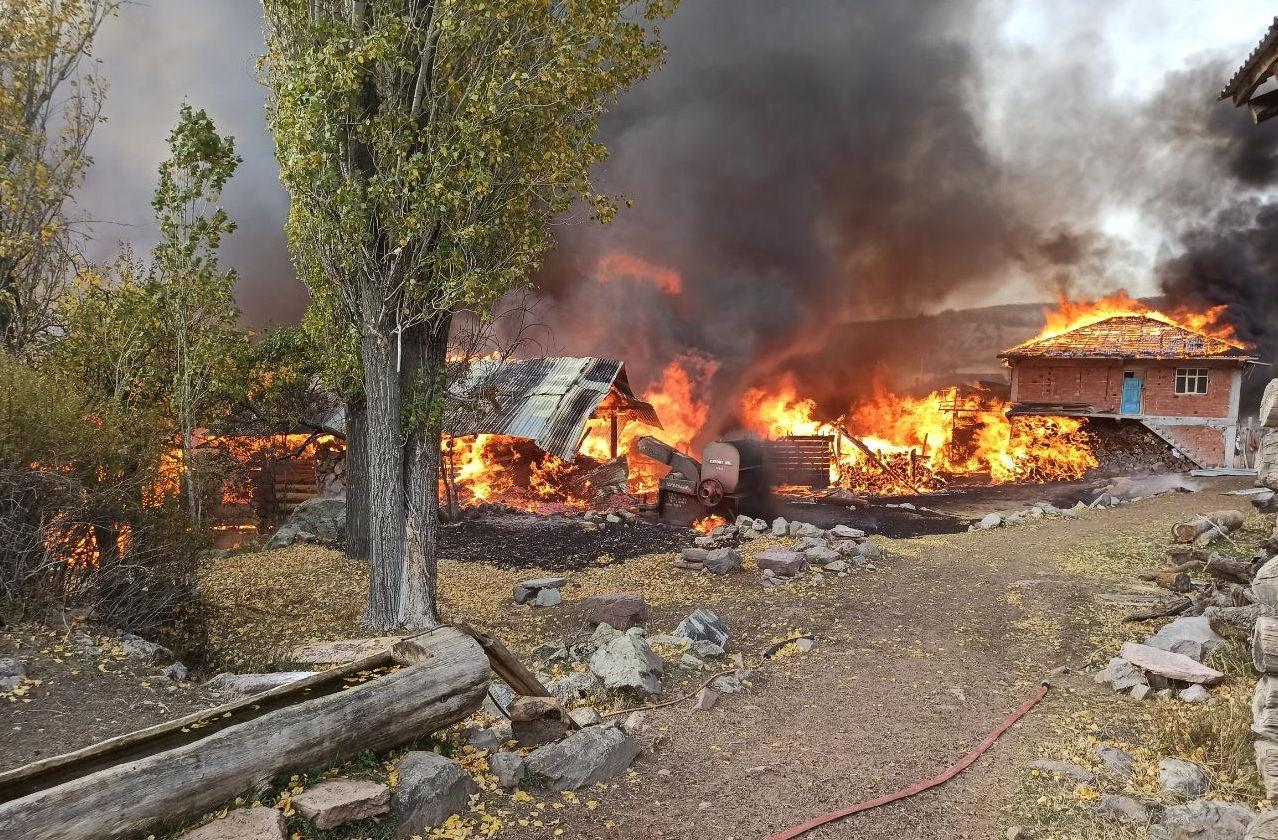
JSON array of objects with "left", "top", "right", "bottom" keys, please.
[
  {"left": 398, "top": 315, "right": 451, "bottom": 629},
  {"left": 358, "top": 281, "right": 405, "bottom": 631},
  {"left": 0, "top": 627, "right": 489, "bottom": 840},
  {"left": 1255, "top": 616, "right": 1278, "bottom": 674},
  {"left": 344, "top": 398, "right": 370, "bottom": 561},
  {"left": 1170, "top": 509, "right": 1245, "bottom": 543}
]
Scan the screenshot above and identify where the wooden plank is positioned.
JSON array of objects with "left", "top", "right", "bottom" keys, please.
[{"left": 0, "top": 627, "right": 489, "bottom": 840}]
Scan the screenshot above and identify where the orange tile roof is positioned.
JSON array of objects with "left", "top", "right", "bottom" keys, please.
[{"left": 999, "top": 315, "right": 1254, "bottom": 361}]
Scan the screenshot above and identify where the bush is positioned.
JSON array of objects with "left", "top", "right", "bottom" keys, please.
[{"left": 0, "top": 355, "right": 200, "bottom": 634}]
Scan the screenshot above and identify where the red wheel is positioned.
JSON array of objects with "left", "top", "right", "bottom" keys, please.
[{"left": 697, "top": 478, "right": 725, "bottom": 508}]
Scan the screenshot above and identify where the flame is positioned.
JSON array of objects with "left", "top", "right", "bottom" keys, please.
[
  {"left": 595, "top": 250, "right": 683, "bottom": 295},
  {"left": 692, "top": 514, "right": 727, "bottom": 534},
  {"left": 441, "top": 433, "right": 594, "bottom": 513},
  {"left": 1033, "top": 290, "right": 1237, "bottom": 343},
  {"left": 578, "top": 352, "right": 718, "bottom": 494},
  {"left": 738, "top": 374, "right": 1097, "bottom": 494}
]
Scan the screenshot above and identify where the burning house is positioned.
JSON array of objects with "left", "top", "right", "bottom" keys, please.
[{"left": 999, "top": 314, "right": 1259, "bottom": 468}]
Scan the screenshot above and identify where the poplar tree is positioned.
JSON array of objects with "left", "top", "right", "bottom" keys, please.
[{"left": 261, "top": 0, "right": 672, "bottom": 628}]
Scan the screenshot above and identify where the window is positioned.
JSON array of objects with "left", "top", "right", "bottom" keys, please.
[{"left": 1174, "top": 368, "right": 1209, "bottom": 395}]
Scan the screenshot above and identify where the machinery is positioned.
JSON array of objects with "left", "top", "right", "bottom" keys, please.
[{"left": 636, "top": 435, "right": 776, "bottom": 526}]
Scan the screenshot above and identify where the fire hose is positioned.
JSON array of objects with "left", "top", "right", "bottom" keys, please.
[{"left": 763, "top": 681, "right": 1052, "bottom": 840}]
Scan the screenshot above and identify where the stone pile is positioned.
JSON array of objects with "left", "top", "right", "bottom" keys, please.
[
  {"left": 971, "top": 501, "right": 1083, "bottom": 531},
  {"left": 1025, "top": 743, "right": 1263, "bottom": 837},
  {"left": 512, "top": 576, "right": 568, "bottom": 607},
  {"left": 674, "top": 515, "right": 884, "bottom": 587},
  {"left": 1094, "top": 617, "right": 1227, "bottom": 703}
]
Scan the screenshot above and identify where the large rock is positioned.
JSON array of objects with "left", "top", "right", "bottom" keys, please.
[
  {"left": 1158, "top": 801, "right": 1256, "bottom": 840},
  {"left": 1247, "top": 809, "right": 1278, "bottom": 839},
  {"left": 548, "top": 670, "right": 601, "bottom": 704},
  {"left": 265, "top": 496, "right": 347, "bottom": 549},
  {"left": 673, "top": 608, "right": 729, "bottom": 649},
  {"left": 588, "top": 629, "right": 663, "bottom": 695},
  {"left": 119, "top": 633, "right": 174, "bottom": 663},
  {"left": 581, "top": 593, "right": 649, "bottom": 629},
  {"left": 1099, "top": 795, "right": 1150, "bottom": 824},
  {"left": 489, "top": 751, "right": 526, "bottom": 789},
  {"left": 703, "top": 548, "right": 743, "bottom": 575},
  {"left": 507, "top": 696, "right": 571, "bottom": 747},
  {"left": 1158, "top": 758, "right": 1208, "bottom": 796},
  {"left": 292, "top": 779, "right": 390, "bottom": 830},
  {"left": 771, "top": 517, "right": 788, "bottom": 536},
  {"left": 1120, "top": 642, "right": 1225, "bottom": 685},
  {"left": 522, "top": 724, "right": 640, "bottom": 791},
  {"left": 392, "top": 751, "right": 478, "bottom": 836},
  {"left": 1094, "top": 657, "right": 1148, "bottom": 692},
  {"left": 206, "top": 671, "right": 315, "bottom": 698},
  {"left": 803, "top": 545, "right": 842, "bottom": 564},
  {"left": 1097, "top": 745, "right": 1136, "bottom": 777},
  {"left": 289, "top": 636, "right": 400, "bottom": 665},
  {"left": 180, "top": 807, "right": 286, "bottom": 840},
  {"left": 755, "top": 548, "right": 808, "bottom": 576},
  {"left": 513, "top": 577, "right": 568, "bottom": 605},
  {"left": 1145, "top": 616, "right": 1226, "bottom": 663},
  {"left": 829, "top": 524, "right": 866, "bottom": 540}
]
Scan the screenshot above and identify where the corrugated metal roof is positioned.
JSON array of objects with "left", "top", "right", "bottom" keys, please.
[
  {"left": 445, "top": 357, "right": 661, "bottom": 460},
  {"left": 999, "top": 315, "right": 1255, "bottom": 362}
]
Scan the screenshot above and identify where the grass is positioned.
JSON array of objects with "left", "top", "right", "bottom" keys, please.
[{"left": 1003, "top": 505, "right": 1272, "bottom": 836}]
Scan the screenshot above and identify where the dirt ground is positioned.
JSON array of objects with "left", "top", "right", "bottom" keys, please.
[{"left": 0, "top": 475, "right": 1265, "bottom": 839}]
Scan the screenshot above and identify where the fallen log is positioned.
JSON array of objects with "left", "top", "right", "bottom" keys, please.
[
  {"left": 1258, "top": 739, "right": 1278, "bottom": 800},
  {"left": 0, "top": 625, "right": 489, "bottom": 840},
  {"left": 1123, "top": 597, "right": 1192, "bottom": 622},
  {"left": 1165, "top": 545, "right": 1210, "bottom": 566},
  {"left": 1255, "top": 677, "right": 1278, "bottom": 742},
  {"left": 1262, "top": 379, "right": 1278, "bottom": 428},
  {"left": 1259, "top": 617, "right": 1278, "bottom": 674},
  {"left": 1253, "top": 557, "right": 1278, "bottom": 607},
  {"left": 1207, "top": 604, "right": 1278, "bottom": 640},
  {"left": 1205, "top": 553, "right": 1257, "bottom": 584},
  {"left": 1138, "top": 570, "right": 1194, "bottom": 593},
  {"left": 1171, "top": 510, "right": 1246, "bottom": 544}
]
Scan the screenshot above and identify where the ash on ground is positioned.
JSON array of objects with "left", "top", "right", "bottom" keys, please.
[{"left": 438, "top": 513, "right": 689, "bottom": 570}]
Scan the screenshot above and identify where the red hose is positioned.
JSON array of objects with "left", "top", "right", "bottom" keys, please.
[{"left": 764, "top": 682, "right": 1051, "bottom": 840}]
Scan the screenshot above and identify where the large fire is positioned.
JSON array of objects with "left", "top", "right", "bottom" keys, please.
[
  {"left": 737, "top": 373, "right": 1096, "bottom": 494},
  {"left": 1032, "top": 290, "right": 1237, "bottom": 343}
]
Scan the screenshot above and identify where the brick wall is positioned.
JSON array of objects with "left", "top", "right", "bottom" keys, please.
[
  {"left": 1140, "top": 365, "right": 1232, "bottom": 418},
  {"left": 1013, "top": 361, "right": 1124, "bottom": 411},
  {"left": 1012, "top": 360, "right": 1237, "bottom": 419},
  {"left": 1144, "top": 422, "right": 1226, "bottom": 468}
]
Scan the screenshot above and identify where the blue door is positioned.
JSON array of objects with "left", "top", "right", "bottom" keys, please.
[{"left": 1121, "top": 377, "right": 1143, "bottom": 414}]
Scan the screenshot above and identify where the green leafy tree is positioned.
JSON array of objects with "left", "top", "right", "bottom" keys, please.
[
  {"left": 149, "top": 104, "right": 246, "bottom": 531},
  {"left": 262, "top": 0, "right": 673, "bottom": 629},
  {"left": 0, "top": 0, "right": 118, "bottom": 355}
]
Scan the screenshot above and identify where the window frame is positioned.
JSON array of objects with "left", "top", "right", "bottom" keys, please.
[{"left": 1174, "top": 367, "right": 1209, "bottom": 396}]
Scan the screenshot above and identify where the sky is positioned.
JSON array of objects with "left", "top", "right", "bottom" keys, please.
[{"left": 76, "top": 1, "right": 1278, "bottom": 370}]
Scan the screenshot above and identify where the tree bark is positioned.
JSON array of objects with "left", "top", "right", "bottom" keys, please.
[
  {"left": 358, "top": 280, "right": 405, "bottom": 631},
  {"left": 1170, "top": 509, "right": 1245, "bottom": 543},
  {"left": 398, "top": 315, "right": 451, "bottom": 629},
  {"left": 0, "top": 627, "right": 489, "bottom": 840},
  {"left": 344, "top": 397, "right": 370, "bottom": 562}
]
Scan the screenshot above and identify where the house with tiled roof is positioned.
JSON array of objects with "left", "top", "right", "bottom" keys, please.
[{"left": 998, "top": 315, "right": 1259, "bottom": 468}]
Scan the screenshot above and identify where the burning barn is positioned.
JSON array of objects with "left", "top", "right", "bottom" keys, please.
[{"left": 999, "top": 314, "right": 1259, "bottom": 468}]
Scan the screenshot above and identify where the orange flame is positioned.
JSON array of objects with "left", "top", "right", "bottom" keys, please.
[
  {"left": 1033, "top": 290, "right": 1237, "bottom": 343},
  {"left": 738, "top": 373, "right": 1097, "bottom": 494},
  {"left": 595, "top": 250, "right": 684, "bottom": 295},
  {"left": 692, "top": 514, "right": 727, "bottom": 534}
]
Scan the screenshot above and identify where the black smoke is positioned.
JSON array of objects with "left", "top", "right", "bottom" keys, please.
[{"left": 533, "top": 0, "right": 1048, "bottom": 434}]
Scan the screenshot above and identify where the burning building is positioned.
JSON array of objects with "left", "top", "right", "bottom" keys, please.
[
  {"left": 1220, "top": 17, "right": 1278, "bottom": 124},
  {"left": 1000, "top": 313, "right": 1259, "bottom": 468}
]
